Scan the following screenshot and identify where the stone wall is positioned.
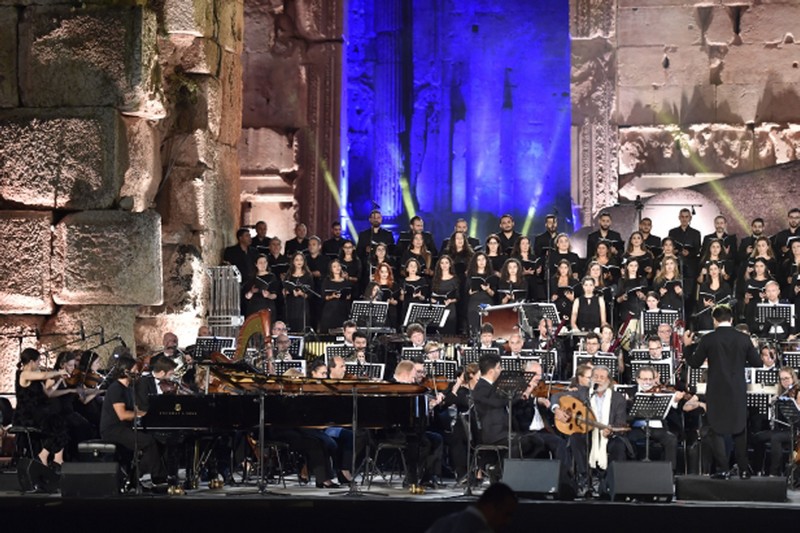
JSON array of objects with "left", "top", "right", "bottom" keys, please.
[{"left": 0, "top": 0, "right": 243, "bottom": 393}]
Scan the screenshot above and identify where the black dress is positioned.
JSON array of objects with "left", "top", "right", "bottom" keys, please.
[
  {"left": 284, "top": 273, "right": 313, "bottom": 333},
  {"left": 320, "top": 278, "right": 353, "bottom": 333},
  {"left": 696, "top": 281, "right": 732, "bottom": 331},
  {"left": 432, "top": 277, "right": 460, "bottom": 335},
  {"left": 400, "top": 276, "right": 430, "bottom": 327},
  {"left": 243, "top": 272, "right": 280, "bottom": 318},
  {"left": 575, "top": 296, "right": 602, "bottom": 332},
  {"left": 14, "top": 371, "right": 68, "bottom": 454},
  {"left": 466, "top": 273, "right": 498, "bottom": 336}
]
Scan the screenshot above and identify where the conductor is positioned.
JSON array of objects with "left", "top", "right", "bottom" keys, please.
[{"left": 683, "top": 304, "right": 761, "bottom": 479}]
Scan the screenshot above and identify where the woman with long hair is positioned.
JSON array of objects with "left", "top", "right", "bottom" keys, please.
[
  {"left": 695, "top": 261, "right": 732, "bottom": 331},
  {"left": 364, "top": 261, "right": 400, "bottom": 330},
  {"left": 338, "top": 239, "right": 362, "bottom": 288},
  {"left": 400, "top": 232, "right": 433, "bottom": 277},
  {"left": 243, "top": 254, "right": 280, "bottom": 318},
  {"left": 623, "top": 231, "right": 655, "bottom": 282},
  {"left": 320, "top": 259, "right": 353, "bottom": 333},
  {"left": 550, "top": 259, "right": 577, "bottom": 322},
  {"left": 431, "top": 255, "right": 460, "bottom": 335},
  {"left": 400, "top": 257, "right": 430, "bottom": 324},
  {"left": 484, "top": 233, "right": 507, "bottom": 274},
  {"left": 466, "top": 252, "right": 497, "bottom": 336},
  {"left": 283, "top": 252, "right": 314, "bottom": 332},
  {"left": 571, "top": 276, "right": 607, "bottom": 332},
  {"left": 497, "top": 258, "right": 528, "bottom": 305},
  {"left": 698, "top": 239, "right": 733, "bottom": 285},
  {"left": 14, "top": 348, "right": 70, "bottom": 469},
  {"left": 653, "top": 256, "right": 684, "bottom": 313}
]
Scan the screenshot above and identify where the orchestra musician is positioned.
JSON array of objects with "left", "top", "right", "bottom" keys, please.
[
  {"left": 441, "top": 362, "right": 480, "bottom": 484},
  {"left": 14, "top": 348, "right": 70, "bottom": 471},
  {"left": 49, "top": 351, "right": 96, "bottom": 460},
  {"left": 751, "top": 367, "right": 800, "bottom": 476},
  {"left": 99, "top": 354, "right": 168, "bottom": 486}
]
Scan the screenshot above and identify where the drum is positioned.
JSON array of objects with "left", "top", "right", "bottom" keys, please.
[{"left": 482, "top": 306, "right": 521, "bottom": 340}]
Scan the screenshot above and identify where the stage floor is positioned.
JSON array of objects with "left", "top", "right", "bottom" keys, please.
[{"left": 1, "top": 473, "right": 800, "bottom": 532}]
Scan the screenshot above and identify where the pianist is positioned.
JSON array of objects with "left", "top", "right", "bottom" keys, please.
[{"left": 99, "top": 355, "right": 167, "bottom": 486}]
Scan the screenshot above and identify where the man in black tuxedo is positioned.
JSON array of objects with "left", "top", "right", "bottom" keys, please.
[
  {"left": 669, "top": 208, "right": 702, "bottom": 317},
  {"left": 399, "top": 215, "right": 438, "bottom": 256},
  {"left": 356, "top": 209, "right": 395, "bottom": 262},
  {"left": 639, "top": 217, "right": 662, "bottom": 256},
  {"left": 497, "top": 214, "right": 521, "bottom": 255},
  {"left": 736, "top": 217, "right": 765, "bottom": 265},
  {"left": 684, "top": 304, "right": 761, "bottom": 478},
  {"left": 252, "top": 220, "right": 272, "bottom": 255},
  {"left": 586, "top": 211, "right": 624, "bottom": 259},
  {"left": 322, "top": 221, "right": 346, "bottom": 259},
  {"left": 471, "top": 354, "right": 540, "bottom": 461}
]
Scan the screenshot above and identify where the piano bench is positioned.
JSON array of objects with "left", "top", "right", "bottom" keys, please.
[
  {"left": 366, "top": 442, "right": 408, "bottom": 489},
  {"left": 78, "top": 441, "right": 117, "bottom": 462}
]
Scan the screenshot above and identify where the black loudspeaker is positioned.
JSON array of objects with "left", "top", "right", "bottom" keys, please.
[
  {"left": 17, "top": 458, "right": 60, "bottom": 493},
  {"left": 60, "top": 462, "right": 119, "bottom": 498},
  {"left": 675, "top": 475, "right": 787, "bottom": 502},
  {"left": 502, "top": 459, "right": 575, "bottom": 500},
  {"left": 605, "top": 461, "right": 673, "bottom": 502}
]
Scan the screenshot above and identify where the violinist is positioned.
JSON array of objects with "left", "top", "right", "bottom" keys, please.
[
  {"left": 14, "top": 348, "right": 70, "bottom": 471},
  {"left": 752, "top": 367, "right": 800, "bottom": 476},
  {"left": 49, "top": 351, "right": 96, "bottom": 459},
  {"left": 99, "top": 354, "right": 167, "bottom": 486},
  {"left": 505, "top": 333, "right": 526, "bottom": 358},
  {"left": 74, "top": 350, "right": 106, "bottom": 433},
  {"left": 626, "top": 366, "right": 682, "bottom": 471},
  {"left": 441, "top": 363, "right": 479, "bottom": 483},
  {"left": 514, "top": 361, "right": 570, "bottom": 469}
]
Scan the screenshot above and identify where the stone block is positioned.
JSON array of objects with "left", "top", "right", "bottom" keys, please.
[
  {"left": 0, "top": 7, "right": 18, "bottom": 108},
  {"left": 41, "top": 305, "right": 138, "bottom": 362},
  {"left": 120, "top": 116, "right": 162, "bottom": 213},
  {"left": 715, "top": 83, "right": 762, "bottom": 123},
  {"left": 572, "top": 36, "right": 616, "bottom": 123},
  {"left": 0, "top": 211, "right": 54, "bottom": 315},
  {"left": 618, "top": 46, "right": 710, "bottom": 88},
  {"left": 218, "top": 50, "right": 243, "bottom": 146},
  {"left": 618, "top": 126, "right": 682, "bottom": 176},
  {"left": 171, "top": 129, "right": 218, "bottom": 170},
  {"left": 239, "top": 128, "right": 298, "bottom": 173},
  {"left": 159, "top": 34, "right": 221, "bottom": 76},
  {"left": 242, "top": 47, "right": 306, "bottom": 129},
  {"left": 652, "top": 84, "right": 716, "bottom": 124},
  {"left": 162, "top": 0, "right": 214, "bottom": 37},
  {"left": 739, "top": 3, "right": 800, "bottom": 44},
  {"left": 216, "top": 0, "right": 244, "bottom": 54},
  {"left": 719, "top": 45, "right": 800, "bottom": 86},
  {"left": 618, "top": 6, "right": 701, "bottom": 48},
  {"left": 291, "top": 0, "right": 344, "bottom": 42},
  {"left": 754, "top": 123, "right": 800, "bottom": 168},
  {"left": 53, "top": 210, "right": 163, "bottom": 306},
  {"left": 160, "top": 243, "right": 208, "bottom": 314},
  {"left": 616, "top": 85, "right": 656, "bottom": 126},
  {"left": 244, "top": 0, "right": 276, "bottom": 54},
  {"left": 0, "top": 107, "right": 125, "bottom": 209},
  {"left": 678, "top": 124, "right": 755, "bottom": 175},
  {"left": 755, "top": 82, "right": 800, "bottom": 123},
  {"left": 19, "top": 6, "right": 158, "bottom": 111},
  {"left": 0, "top": 316, "right": 45, "bottom": 395}
]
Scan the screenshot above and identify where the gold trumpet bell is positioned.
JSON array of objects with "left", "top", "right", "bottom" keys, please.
[
  {"left": 167, "top": 485, "right": 186, "bottom": 496},
  {"left": 209, "top": 478, "right": 225, "bottom": 490},
  {"left": 408, "top": 484, "right": 426, "bottom": 495}
]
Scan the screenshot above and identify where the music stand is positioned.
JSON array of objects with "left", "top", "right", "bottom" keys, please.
[
  {"left": 350, "top": 300, "right": 389, "bottom": 328},
  {"left": 493, "top": 370, "right": 530, "bottom": 458},
  {"left": 461, "top": 347, "right": 500, "bottom": 366},
  {"left": 572, "top": 353, "right": 619, "bottom": 381},
  {"left": 629, "top": 393, "right": 674, "bottom": 461},
  {"left": 345, "top": 362, "right": 385, "bottom": 380},
  {"left": 283, "top": 336, "right": 305, "bottom": 359},
  {"left": 687, "top": 366, "right": 708, "bottom": 394},
  {"left": 629, "top": 349, "right": 672, "bottom": 361},
  {"left": 403, "top": 302, "right": 449, "bottom": 329},
  {"left": 641, "top": 310, "right": 679, "bottom": 335},
  {"left": 193, "top": 336, "right": 236, "bottom": 360},
  {"left": 775, "top": 397, "right": 800, "bottom": 484},
  {"left": 400, "top": 347, "right": 424, "bottom": 361},
  {"left": 500, "top": 356, "right": 540, "bottom": 373},
  {"left": 520, "top": 303, "right": 559, "bottom": 337},
  {"left": 784, "top": 352, "right": 800, "bottom": 373},
  {"left": 756, "top": 303, "right": 795, "bottom": 337},
  {"left": 325, "top": 344, "right": 353, "bottom": 364},
  {"left": 533, "top": 349, "right": 558, "bottom": 379},
  {"left": 753, "top": 368, "right": 779, "bottom": 386},
  {"left": 631, "top": 360, "right": 674, "bottom": 385},
  {"left": 423, "top": 361, "right": 458, "bottom": 385},
  {"left": 272, "top": 360, "right": 306, "bottom": 376},
  {"left": 747, "top": 392, "right": 771, "bottom": 417}
]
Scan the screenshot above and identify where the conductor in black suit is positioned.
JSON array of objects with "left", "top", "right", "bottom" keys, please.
[{"left": 683, "top": 304, "right": 761, "bottom": 479}]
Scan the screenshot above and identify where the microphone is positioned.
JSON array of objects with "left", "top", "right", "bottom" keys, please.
[
  {"left": 118, "top": 336, "right": 127, "bottom": 348},
  {"left": 590, "top": 382, "right": 599, "bottom": 396},
  {"left": 100, "top": 326, "right": 105, "bottom": 345},
  {"left": 79, "top": 322, "right": 85, "bottom": 341}
]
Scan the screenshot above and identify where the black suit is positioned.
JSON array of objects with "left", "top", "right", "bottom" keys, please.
[
  {"left": 586, "top": 229, "right": 624, "bottom": 259},
  {"left": 513, "top": 397, "right": 570, "bottom": 468},
  {"left": 356, "top": 227, "right": 394, "bottom": 261},
  {"left": 685, "top": 324, "right": 760, "bottom": 473},
  {"left": 472, "top": 378, "right": 540, "bottom": 461}
]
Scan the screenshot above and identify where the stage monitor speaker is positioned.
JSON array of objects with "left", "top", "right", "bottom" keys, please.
[
  {"left": 675, "top": 475, "right": 787, "bottom": 502},
  {"left": 605, "top": 461, "right": 673, "bottom": 502},
  {"left": 17, "top": 458, "right": 60, "bottom": 493},
  {"left": 502, "top": 459, "right": 575, "bottom": 500},
  {"left": 60, "top": 462, "right": 119, "bottom": 498}
]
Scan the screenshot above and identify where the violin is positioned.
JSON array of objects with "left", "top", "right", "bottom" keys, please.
[
  {"left": 63, "top": 369, "right": 106, "bottom": 389},
  {"left": 423, "top": 376, "right": 450, "bottom": 392}
]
